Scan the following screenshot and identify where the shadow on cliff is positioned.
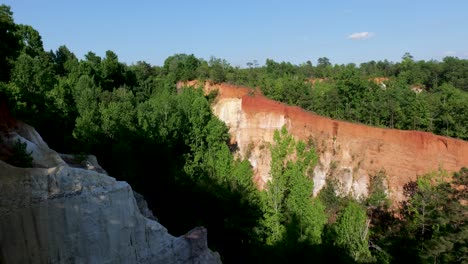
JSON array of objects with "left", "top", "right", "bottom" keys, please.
[
  {"left": 89, "top": 137, "right": 355, "bottom": 263},
  {"left": 252, "top": 213, "right": 356, "bottom": 264},
  {"left": 1, "top": 91, "right": 357, "bottom": 263},
  {"left": 95, "top": 139, "right": 262, "bottom": 263}
]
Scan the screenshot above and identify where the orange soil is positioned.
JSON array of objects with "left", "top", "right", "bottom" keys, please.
[{"left": 181, "top": 81, "right": 468, "bottom": 202}]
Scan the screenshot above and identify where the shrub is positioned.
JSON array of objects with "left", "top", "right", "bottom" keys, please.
[{"left": 7, "top": 139, "right": 33, "bottom": 168}]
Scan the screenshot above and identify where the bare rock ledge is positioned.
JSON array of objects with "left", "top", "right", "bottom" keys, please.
[{"left": 0, "top": 122, "right": 221, "bottom": 264}]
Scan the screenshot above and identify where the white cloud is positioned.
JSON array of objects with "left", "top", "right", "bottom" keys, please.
[
  {"left": 347, "top": 32, "right": 374, "bottom": 40},
  {"left": 443, "top": 50, "right": 456, "bottom": 56}
]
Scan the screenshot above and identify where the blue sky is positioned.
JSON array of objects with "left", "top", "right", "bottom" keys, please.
[{"left": 4, "top": 0, "right": 468, "bottom": 67}]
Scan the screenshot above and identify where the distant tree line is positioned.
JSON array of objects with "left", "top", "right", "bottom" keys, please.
[
  {"left": 139, "top": 53, "right": 468, "bottom": 140},
  {"left": 237, "top": 54, "right": 468, "bottom": 140}
]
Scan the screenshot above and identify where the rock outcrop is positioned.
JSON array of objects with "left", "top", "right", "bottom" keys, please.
[
  {"left": 0, "top": 121, "right": 221, "bottom": 264},
  {"left": 181, "top": 81, "right": 468, "bottom": 203}
]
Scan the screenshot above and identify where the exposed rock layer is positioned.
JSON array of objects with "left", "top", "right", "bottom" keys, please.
[
  {"left": 0, "top": 122, "right": 221, "bottom": 264},
  {"left": 183, "top": 81, "right": 468, "bottom": 203}
]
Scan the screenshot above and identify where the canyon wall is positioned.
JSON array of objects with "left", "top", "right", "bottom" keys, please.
[
  {"left": 184, "top": 81, "right": 468, "bottom": 203},
  {"left": 0, "top": 120, "right": 221, "bottom": 264}
]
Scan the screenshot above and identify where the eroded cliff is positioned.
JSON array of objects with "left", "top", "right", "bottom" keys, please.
[
  {"left": 0, "top": 119, "right": 221, "bottom": 263},
  {"left": 183, "top": 81, "right": 468, "bottom": 203}
]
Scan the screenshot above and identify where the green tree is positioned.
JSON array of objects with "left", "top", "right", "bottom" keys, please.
[
  {"left": 335, "top": 65, "right": 370, "bottom": 121},
  {"left": 11, "top": 53, "right": 56, "bottom": 95},
  {"left": 101, "top": 50, "right": 125, "bottom": 91},
  {"left": 8, "top": 51, "right": 56, "bottom": 122},
  {"left": 51, "top": 45, "right": 79, "bottom": 77},
  {"left": 401, "top": 169, "right": 467, "bottom": 263},
  {"left": 261, "top": 127, "right": 294, "bottom": 245},
  {"left": 284, "top": 140, "right": 326, "bottom": 245},
  {"left": 366, "top": 171, "right": 390, "bottom": 208},
  {"left": 265, "top": 59, "right": 296, "bottom": 77},
  {"left": 137, "top": 89, "right": 181, "bottom": 141},
  {"left": 79, "top": 52, "right": 103, "bottom": 85},
  {"left": 15, "top": 24, "right": 44, "bottom": 57},
  {"left": 128, "top": 61, "right": 155, "bottom": 86},
  {"left": 441, "top": 56, "right": 468, "bottom": 91},
  {"left": 261, "top": 126, "right": 326, "bottom": 246},
  {"left": 163, "top": 53, "right": 200, "bottom": 82},
  {"left": 334, "top": 201, "right": 373, "bottom": 262},
  {"left": 99, "top": 87, "right": 136, "bottom": 139},
  {"left": 0, "top": 4, "right": 21, "bottom": 82},
  {"left": 7, "top": 139, "right": 33, "bottom": 168},
  {"left": 316, "top": 57, "right": 332, "bottom": 77},
  {"left": 209, "top": 56, "right": 229, "bottom": 84},
  {"left": 73, "top": 75, "right": 102, "bottom": 145}
]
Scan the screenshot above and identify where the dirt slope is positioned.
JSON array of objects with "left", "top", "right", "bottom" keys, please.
[{"left": 181, "top": 81, "right": 468, "bottom": 203}]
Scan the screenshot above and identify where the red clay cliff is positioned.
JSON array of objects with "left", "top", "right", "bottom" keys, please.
[{"left": 181, "top": 81, "right": 468, "bottom": 203}]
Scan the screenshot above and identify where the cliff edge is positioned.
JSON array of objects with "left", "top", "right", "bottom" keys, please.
[
  {"left": 0, "top": 119, "right": 221, "bottom": 263},
  {"left": 181, "top": 81, "right": 468, "bottom": 203}
]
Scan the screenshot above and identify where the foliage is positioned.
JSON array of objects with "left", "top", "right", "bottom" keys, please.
[
  {"left": 7, "top": 138, "right": 33, "bottom": 168},
  {"left": 0, "top": 5, "right": 21, "bottom": 82},
  {"left": 398, "top": 169, "right": 467, "bottom": 263},
  {"left": 72, "top": 75, "right": 102, "bottom": 146},
  {"left": 318, "top": 177, "right": 347, "bottom": 219},
  {"left": 334, "top": 201, "right": 373, "bottom": 262},
  {"left": 366, "top": 170, "right": 390, "bottom": 208},
  {"left": 163, "top": 53, "right": 200, "bottom": 82},
  {"left": 261, "top": 126, "right": 327, "bottom": 246},
  {"left": 2, "top": 5, "right": 468, "bottom": 262},
  {"left": 209, "top": 56, "right": 229, "bottom": 84},
  {"left": 224, "top": 56, "right": 468, "bottom": 140}
]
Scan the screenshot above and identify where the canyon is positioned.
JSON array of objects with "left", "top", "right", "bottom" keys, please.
[
  {"left": 2, "top": 80, "right": 467, "bottom": 263},
  {"left": 182, "top": 81, "right": 468, "bottom": 203}
]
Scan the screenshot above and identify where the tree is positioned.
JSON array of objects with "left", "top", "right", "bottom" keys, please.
[
  {"left": 9, "top": 51, "right": 56, "bottom": 121},
  {"left": 99, "top": 87, "right": 136, "bottom": 139},
  {"left": 366, "top": 170, "right": 390, "bottom": 208},
  {"left": 209, "top": 56, "right": 229, "bottom": 84},
  {"left": 15, "top": 24, "right": 44, "bottom": 57},
  {"left": 261, "top": 127, "right": 295, "bottom": 245},
  {"left": 6, "top": 139, "right": 33, "bottom": 168},
  {"left": 52, "top": 45, "right": 79, "bottom": 77},
  {"left": 297, "top": 60, "right": 314, "bottom": 78},
  {"left": 0, "top": 4, "right": 21, "bottom": 82},
  {"left": 265, "top": 59, "right": 296, "bottom": 77},
  {"left": 163, "top": 53, "right": 200, "bottom": 82},
  {"left": 101, "top": 50, "right": 125, "bottom": 90},
  {"left": 334, "top": 201, "right": 373, "bottom": 262},
  {"left": 284, "top": 139, "right": 326, "bottom": 244},
  {"left": 316, "top": 57, "right": 332, "bottom": 78},
  {"left": 261, "top": 126, "right": 326, "bottom": 246},
  {"left": 137, "top": 89, "right": 181, "bottom": 142},
  {"left": 335, "top": 65, "right": 370, "bottom": 121},
  {"left": 317, "top": 57, "right": 331, "bottom": 67},
  {"left": 73, "top": 75, "right": 102, "bottom": 145},
  {"left": 430, "top": 84, "right": 468, "bottom": 139},
  {"left": 442, "top": 56, "right": 468, "bottom": 91},
  {"left": 401, "top": 169, "right": 468, "bottom": 263},
  {"left": 129, "top": 61, "right": 154, "bottom": 86}
]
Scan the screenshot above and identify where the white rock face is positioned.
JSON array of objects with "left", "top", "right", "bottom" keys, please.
[
  {"left": 0, "top": 123, "right": 221, "bottom": 264},
  {"left": 212, "top": 98, "right": 287, "bottom": 188},
  {"left": 211, "top": 97, "right": 369, "bottom": 197}
]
